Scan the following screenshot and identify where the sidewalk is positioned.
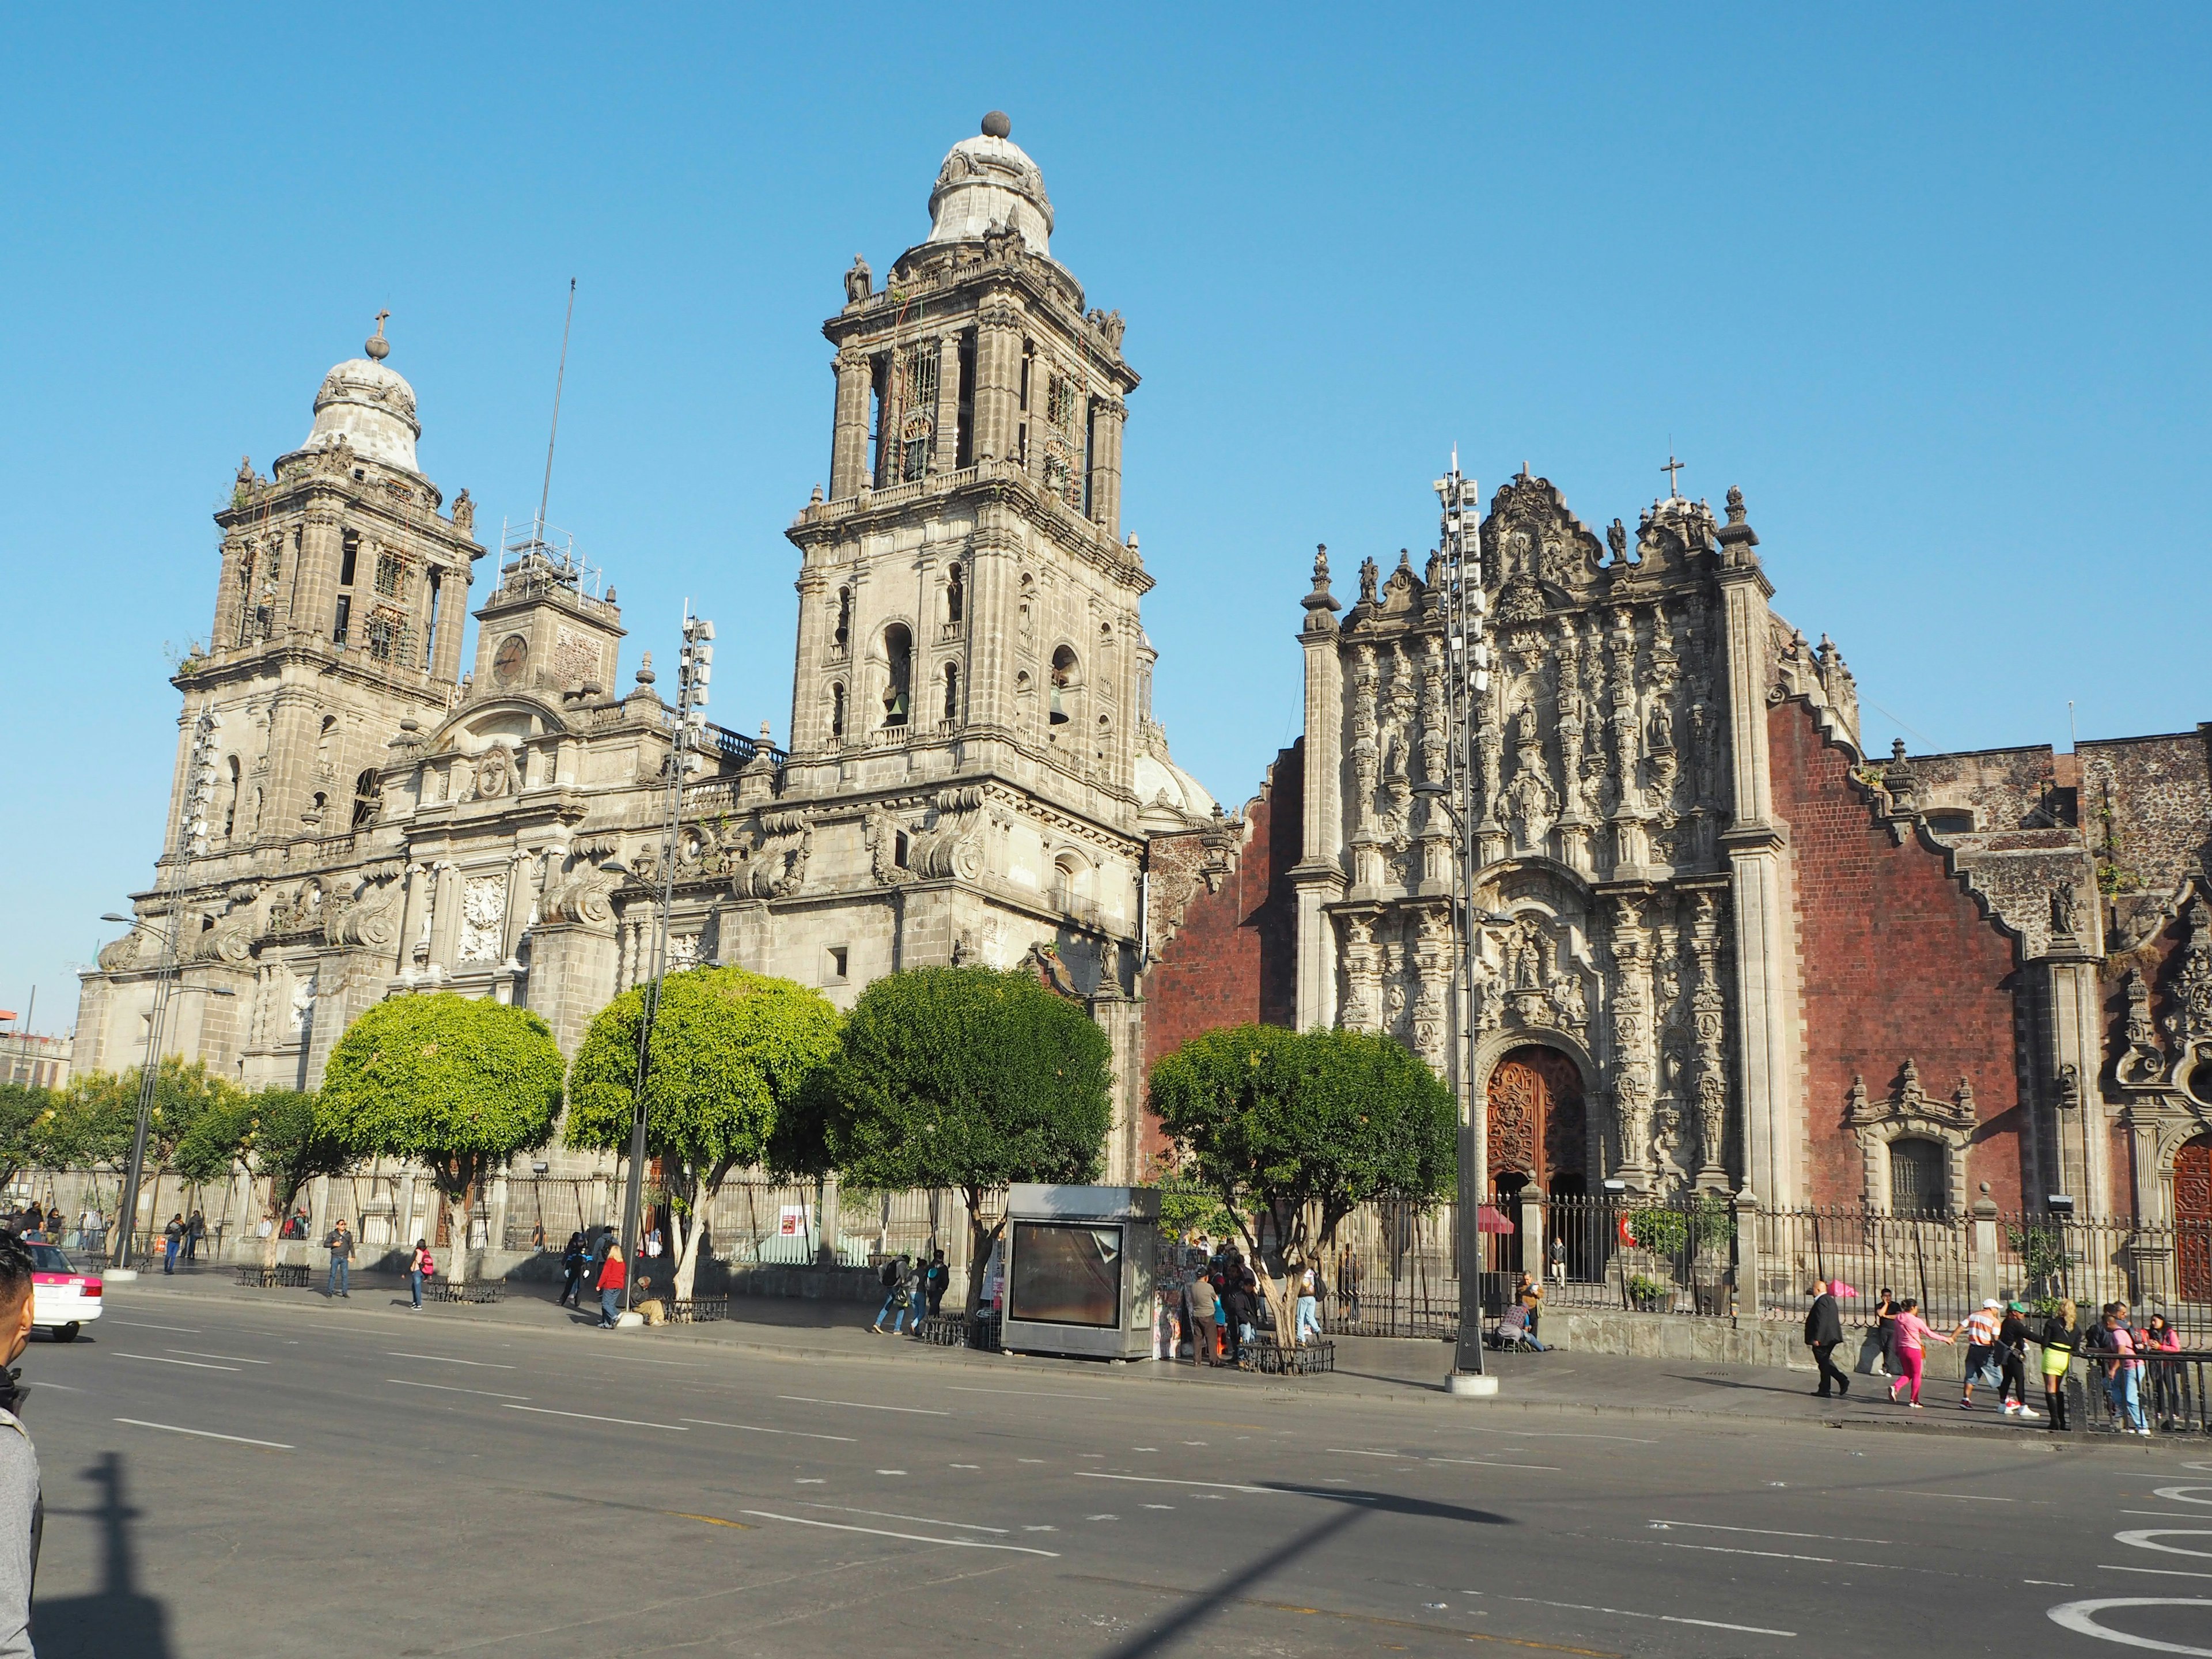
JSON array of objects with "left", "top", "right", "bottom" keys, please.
[{"left": 113, "top": 1267, "right": 2093, "bottom": 1442}]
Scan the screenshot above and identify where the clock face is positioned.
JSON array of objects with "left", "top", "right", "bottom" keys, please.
[{"left": 494, "top": 634, "right": 528, "bottom": 683}]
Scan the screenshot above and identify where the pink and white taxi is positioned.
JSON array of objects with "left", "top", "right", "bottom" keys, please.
[{"left": 28, "top": 1243, "right": 101, "bottom": 1342}]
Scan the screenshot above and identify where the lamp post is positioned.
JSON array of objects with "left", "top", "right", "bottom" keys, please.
[
  {"left": 105, "top": 705, "right": 224, "bottom": 1271},
  {"left": 615, "top": 609, "right": 714, "bottom": 1315}
]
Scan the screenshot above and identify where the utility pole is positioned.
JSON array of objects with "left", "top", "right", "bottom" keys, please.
[
  {"left": 616, "top": 609, "right": 714, "bottom": 1316},
  {"left": 1433, "top": 455, "right": 1499, "bottom": 1396}
]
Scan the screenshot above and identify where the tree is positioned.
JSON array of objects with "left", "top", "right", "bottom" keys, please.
[
  {"left": 566, "top": 965, "right": 842, "bottom": 1301},
  {"left": 788, "top": 967, "right": 1113, "bottom": 1319},
  {"left": 317, "top": 994, "right": 563, "bottom": 1285},
  {"left": 62, "top": 1059, "right": 244, "bottom": 1240},
  {"left": 0, "top": 1085, "right": 67, "bottom": 1192},
  {"left": 1148, "top": 1024, "right": 1456, "bottom": 1339},
  {"left": 172, "top": 1090, "right": 354, "bottom": 1266}
]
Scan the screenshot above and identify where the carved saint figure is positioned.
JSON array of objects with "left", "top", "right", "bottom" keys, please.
[
  {"left": 1606, "top": 518, "right": 1628, "bottom": 563},
  {"left": 843, "top": 254, "right": 873, "bottom": 304},
  {"left": 2049, "top": 880, "right": 2078, "bottom": 937}
]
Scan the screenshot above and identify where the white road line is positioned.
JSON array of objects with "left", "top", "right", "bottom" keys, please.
[
  {"left": 168, "top": 1350, "right": 271, "bottom": 1365},
  {"left": 946, "top": 1386, "right": 1111, "bottom": 1401},
  {"left": 740, "top": 1510, "right": 1058, "bottom": 1557},
  {"left": 777, "top": 1395, "right": 949, "bottom": 1416},
  {"left": 680, "top": 1418, "right": 855, "bottom": 1443},
  {"left": 118, "top": 1353, "right": 239, "bottom": 1372},
  {"left": 1077, "top": 1472, "right": 1272, "bottom": 1494},
  {"left": 577, "top": 1353, "right": 703, "bottom": 1368},
  {"left": 1459, "top": 1425, "right": 1654, "bottom": 1443},
  {"left": 387, "top": 1378, "right": 531, "bottom": 1402},
  {"left": 800, "top": 1503, "right": 1007, "bottom": 1534},
  {"left": 114, "top": 1417, "right": 291, "bottom": 1450},
  {"left": 1650, "top": 1518, "right": 1895, "bottom": 1545},
  {"left": 2116, "top": 1531, "right": 2212, "bottom": 1560},
  {"left": 2101, "top": 1564, "right": 2212, "bottom": 1581},
  {"left": 387, "top": 1351, "right": 516, "bottom": 1369},
  {"left": 1326, "top": 1446, "right": 1563, "bottom": 1473},
  {"left": 1654, "top": 1540, "right": 1905, "bottom": 1570},
  {"left": 1873, "top": 1488, "right": 2013, "bottom": 1502},
  {"left": 108, "top": 1320, "right": 199, "bottom": 1334},
  {"left": 2127, "top": 1513, "right": 2212, "bottom": 1521},
  {"left": 2050, "top": 1597, "right": 2212, "bottom": 1657},
  {"left": 501, "top": 1404, "right": 688, "bottom": 1431},
  {"left": 1464, "top": 1589, "right": 1794, "bottom": 1639},
  {"left": 2154, "top": 1488, "right": 2212, "bottom": 1507}
]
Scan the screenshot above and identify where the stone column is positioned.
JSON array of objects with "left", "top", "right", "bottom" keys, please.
[
  {"left": 817, "top": 1175, "right": 842, "bottom": 1268},
  {"left": 1087, "top": 395, "right": 1126, "bottom": 542},
  {"left": 427, "top": 861, "right": 462, "bottom": 973},
  {"left": 1734, "top": 1188, "right": 1763, "bottom": 1316},
  {"left": 499, "top": 843, "right": 536, "bottom": 963},
  {"left": 431, "top": 566, "right": 469, "bottom": 682},
  {"left": 487, "top": 1172, "right": 512, "bottom": 1256},
  {"left": 294, "top": 497, "right": 345, "bottom": 647},
  {"left": 963, "top": 525, "right": 1020, "bottom": 747},
  {"left": 1292, "top": 553, "right": 1344, "bottom": 1031},
  {"left": 213, "top": 535, "right": 248, "bottom": 650},
  {"left": 396, "top": 1171, "right": 418, "bottom": 1251},
  {"left": 933, "top": 332, "right": 963, "bottom": 475},
  {"left": 2039, "top": 945, "right": 2106, "bottom": 1211},
  {"left": 828, "top": 347, "right": 873, "bottom": 500},
  {"left": 970, "top": 295, "right": 1024, "bottom": 465}
]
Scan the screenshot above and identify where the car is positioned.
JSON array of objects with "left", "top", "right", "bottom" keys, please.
[{"left": 28, "top": 1244, "right": 101, "bottom": 1342}]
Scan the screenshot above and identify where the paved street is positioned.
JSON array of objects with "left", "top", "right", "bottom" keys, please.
[{"left": 18, "top": 1277, "right": 2210, "bottom": 1658}]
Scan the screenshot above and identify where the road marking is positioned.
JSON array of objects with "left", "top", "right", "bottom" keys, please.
[
  {"left": 1327, "top": 1448, "right": 1418, "bottom": 1461},
  {"left": 1873, "top": 1489, "right": 2013, "bottom": 1502},
  {"left": 680, "top": 1418, "right": 855, "bottom": 1443},
  {"left": 108, "top": 1320, "right": 199, "bottom": 1334},
  {"left": 2155, "top": 1488, "right": 2212, "bottom": 1508},
  {"left": 778, "top": 1395, "right": 949, "bottom": 1416},
  {"left": 387, "top": 1351, "right": 515, "bottom": 1370},
  {"left": 118, "top": 1353, "right": 238, "bottom": 1372},
  {"left": 578, "top": 1353, "right": 704, "bottom": 1368},
  {"left": 946, "top": 1385, "right": 1110, "bottom": 1401},
  {"left": 950, "top": 1463, "right": 981, "bottom": 1469},
  {"left": 115, "top": 1417, "right": 291, "bottom": 1450},
  {"left": 2128, "top": 1513, "right": 2212, "bottom": 1521},
  {"left": 2102, "top": 1565, "right": 2212, "bottom": 1581},
  {"left": 1460, "top": 1425, "right": 1655, "bottom": 1444},
  {"left": 1654, "top": 1540, "right": 1906, "bottom": 1571},
  {"left": 2050, "top": 1597, "right": 2212, "bottom": 1654},
  {"left": 1143, "top": 1503, "right": 1173, "bottom": 1510},
  {"left": 1069, "top": 1573, "right": 1622, "bottom": 1654},
  {"left": 168, "top": 1350, "right": 270, "bottom": 1365},
  {"left": 740, "top": 1509, "right": 1059, "bottom": 1557},
  {"left": 2025, "top": 1580, "right": 2076, "bottom": 1586},
  {"left": 1328, "top": 1446, "right": 1563, "bottom": 1473},
  {"left": 801, "top": 1503, "right": 1007, "bottom": 1533},
  {"left": 666, "top": 1511, "right": 753, "bottom": 1530},
  {"left": 387, "top": 1378, "right": 531, "bottom": 1402},
  {"left": 2118, "top": 1532, "right": 2212, "bottom": 1560},
  {"left": 1650, "top": 1518, "right": 1893, "bottom": 1545},
  {"left": 501, "top": 1404, "right": 687, "bottom": 1431},
  {"left": 1466, "top": 1588, "right": 1792, "bottom": 1638},
  {"left": 876, "top": 1469, "right": 907, "bottom": 1475},
  {"left": 1077, "top": 1472, "right": 1272, "bottom": 1494}
]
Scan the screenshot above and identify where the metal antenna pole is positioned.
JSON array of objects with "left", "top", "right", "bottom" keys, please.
[{"left": 537, "top": 278, "right": 577, "bottom": 539}]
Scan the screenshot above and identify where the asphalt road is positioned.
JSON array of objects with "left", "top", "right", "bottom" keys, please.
[{"left": 16, "top": 1282, "right": 2212, "bottom": 1659}]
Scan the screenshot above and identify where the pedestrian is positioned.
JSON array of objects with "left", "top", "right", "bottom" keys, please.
[
  {"left": 78, "top": 1205, "right": 103, "bottom": 1259},
  {"left": 595, "top": 1244, "right": 627, "bottom": 1328},
  {"left": 407, "top": 1239, "right": 433, "bottom": 1310},
  {"left": 2039, "top": 1297, "right": 2079, "bottom": 1430},
  {"left": 529, "top": 1219, "right": 546, "bottom": 1253},
  {"left": 185, "top": 1208, "right": 206, "bottom": 1263},
  {"left": 1956, "top": 1299, "right": 2003, "bottom": 1410},
  {"left": 1187, "top": 1270, "right": 1219, "bottom": 1365},
  {"left": 2102, "top": 1306, "right": 2150, "bottom": 1435},
  {"left": 1294, "top": 1262, "right": 1323, "bottom": 1346},
  {"left": 1804, "top": 1279, "right": 1849, "bottom": 1399},
  {"left": 0, "top": 1232, "right": 44, "bottom": 1659},
  {"left": 1548, "top": 1232, "right": 1567, "bottom": 1287},
  {"left": 924, "top": 1249, "right": 950, "bottom": 1317},
  {"left": 1338, "top": 1245, "right": 1363, "bottom": 1323},
  {"left": 1517, "top": 1271, "right": 1547, "bottom": 1346},
  {"left": 558, "top": 1231, "right": 586, "bottom": 1309},
  {"left": 1857, "top": 1287, "right": 1895, "bottom": 1377},
  {"left": 323, "top": 1218, "right": 355, "bottom": 1298},
  {"left": 907, "top": 1260, "right": 929, "bottom": 1336},
  {"left": 1885, "top": 1297, "right": 1952, "bottom": 1408},
  {"left": 1996, "top": 1300, "right": 2038, "bottom": 1418},
  {"left": 162, "top": 1213, "right": 184, "bottom": 1274},
  {"left": 643, "top": 1221, "right": 664, "bottom": 1261},
  {"left": 2147, "top": 1314, "right": 2184, "bottom": 1428},
  {"left": 870, "top": 1254, "right": 912, "bottom": 1335},
  {"left": 1221, "top": 1267, "right": 1253, "bottom": 1366}
]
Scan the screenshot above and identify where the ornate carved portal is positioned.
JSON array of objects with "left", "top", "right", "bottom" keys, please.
[
  {"left": 2177, "top": 1135, "right": 2212, "bottom": 1302},
  {"left": 1486, "top": 1046, "right": 1588, "bottom": 1198}
]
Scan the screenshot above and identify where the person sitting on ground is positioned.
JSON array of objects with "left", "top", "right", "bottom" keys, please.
[{"left": 1495, "top": 1300, "right": 1547, "bottom": 1351}]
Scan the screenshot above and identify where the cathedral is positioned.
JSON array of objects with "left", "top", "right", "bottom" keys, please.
[{"left": 76, "top": 115, "right": 2212, "bottom": 1245}]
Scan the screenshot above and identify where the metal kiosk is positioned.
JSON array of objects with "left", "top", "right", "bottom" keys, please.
[{"left": 999, "top": 1184, "right": 1159, "bottom": 1361}]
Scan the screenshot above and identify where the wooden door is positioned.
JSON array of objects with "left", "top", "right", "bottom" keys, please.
[{"left": 2177, "top": 1136, "right": 2212, "bottom": 1302}]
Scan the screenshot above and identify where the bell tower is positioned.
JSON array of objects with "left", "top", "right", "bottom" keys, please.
[{"left": 782, "top": 112, "right": 1148, "bottom": 830}]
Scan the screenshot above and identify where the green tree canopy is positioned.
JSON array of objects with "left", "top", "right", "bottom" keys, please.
[
  {"left": 173, "top": 1089, "right": 353, "bottom": 1265},
  {"left": 567, "top": 965, "right": 842, "bottom": 1297},
  {"left": 319, "top": 993, "right": 563, "bottom": 1282},
  {"left": 63, "top": 1058, "right": 247, "bottom": 1242},
  {"left": 1148, "top": 1024, "right": 1455, "bottom": 1331},
  {"left": 787, "top": 967, "right": 1113, "bottom": 1316},
  {"left": 0, "top": 1085, "right": 69, "bottom": 1191}
]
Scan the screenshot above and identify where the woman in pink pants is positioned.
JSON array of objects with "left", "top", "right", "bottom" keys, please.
[{"left": 1887, "top": 1297, "right": 1953, "bottom": 1407}]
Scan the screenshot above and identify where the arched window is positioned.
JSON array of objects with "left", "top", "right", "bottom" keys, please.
[
  {"left": 1889, "top": 1137, "right": 1945, "bottom": 1214},
  {"left": 881, "top": 624, "right": 911, "bottom": 727},
  {"left": 830, "top": 682, "right": 847, "bottom": 742},
  {"left": 1052, "top": 853, "right": 1089, "bottom": 912},
  {"left": 308, "top": 791, "right": 329, "bottom": 829},
  {"left": 222, "top": 756, "right": 241, "bottom": 838},
  {"left": 1049, "top": 645, "right": 1080, "bottom": 726},
  {"left": 946, "top": 565, "right": 964, "bottom": 624},
  {"left": 316, "top": 715, "right": 338, "bottom": 771},
  {"left": 942, "top": 662, "right": 959, "bottom": 724},
  {"left": 350, "top": 768, "right": 380, "bottom": 830},
  {"left": 834, "top": 586, "right": 851, "bottom": 652}
]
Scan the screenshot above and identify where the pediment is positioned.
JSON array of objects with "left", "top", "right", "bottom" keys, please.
[{"left": 428, "top": 696, "right": 572, "bottom": 756}]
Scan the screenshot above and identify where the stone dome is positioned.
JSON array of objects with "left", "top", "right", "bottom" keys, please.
[
  {"left": 297, "top": 324, "right": 422, "bottom": 473},
  {"left": 926, "top": 115, "right": 1053, "bottom": 255},
  {"left": 1136, "top": 748, "right": 1219, "bottom": 831}
]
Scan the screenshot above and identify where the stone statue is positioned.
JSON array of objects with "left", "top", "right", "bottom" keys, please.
[
  {"left": 1607, "top": 518, "right": 1628, "bottom": 563},
  {"left": 2050, "top": 880, "right": 2078, "bottom": 937},
  {"left": 450, "top": 487, "right": 474, "bottom": 533},
  {"left": 1358, "top": 556, "right": 1380, "bottom": 605},
  {"left": 843, "top": 254, "right": 873, "bottom": 304}
]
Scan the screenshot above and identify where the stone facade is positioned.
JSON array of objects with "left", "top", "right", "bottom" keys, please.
[{"left": 73, "top": 118, "right": 1221, "bottom": 1187}]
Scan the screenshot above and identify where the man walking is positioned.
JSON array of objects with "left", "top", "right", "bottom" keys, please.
[
  {"left": 1187, "top": 1270, "right": 1220, "bottom": 1365},
  {"left": 324, "top": 1218, "right": 355, "bottom": 1298},
  {"left": 558, "top": 1230, "right": 587, "bottom": 1309},
  {"left": 161, "top": 1213, "right": 184, "bottom": 1274},
  {"left": 871, "top": 1254, "right": 914, "bottom": 1335},
  {"left": 1805, "top": 1279, "right": 1850, "bottom": 1399},
  {"left": 0, "top": 1233, "right": 43, "bottom": 1659},
  {"left": 1959, "top": 1298, "right": 2003, "bottom": 1410},
  {"left": 184, "top": 1209, "right": 206, "bottom": 1263}
]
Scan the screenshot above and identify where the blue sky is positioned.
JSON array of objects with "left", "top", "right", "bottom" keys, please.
[{"left": 3, "top": 5, "right": 2207, "bottom": 1036}]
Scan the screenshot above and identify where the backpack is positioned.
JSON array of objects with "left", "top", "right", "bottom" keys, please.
[{"left": 880, "top": 1259, "right": 899, "bottom": 1289}]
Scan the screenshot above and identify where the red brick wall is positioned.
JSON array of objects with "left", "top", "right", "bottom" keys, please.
[
  {"left": 1768, "top": 700, "right": 2029, "bottom": 1208},
  {"left": 1139, "top": 743, "right": 1304, "bottom": 1160}
]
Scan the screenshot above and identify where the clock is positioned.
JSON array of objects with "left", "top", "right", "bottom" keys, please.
[{"left": 493, "top": 634, "right": 528, "bottom": 684}]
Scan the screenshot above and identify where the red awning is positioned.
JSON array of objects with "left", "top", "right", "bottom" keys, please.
[{"left": 1477, "top": 1205, "right": 1514, "bottom": 1234}]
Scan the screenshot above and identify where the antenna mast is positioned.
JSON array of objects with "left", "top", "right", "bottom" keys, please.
[{"left": 537, "top": 278, "right": 577, "bottom": 539}]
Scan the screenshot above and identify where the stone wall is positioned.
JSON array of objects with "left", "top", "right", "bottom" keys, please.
[{"left": 1768, "top": 698, "right": 2029, "bottom": 1209}]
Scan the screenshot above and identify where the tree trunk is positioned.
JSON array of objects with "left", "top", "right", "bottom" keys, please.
[
  {"left": 671, "top": 1207, "right": 700, "bottom": 1302},
  {"left": 964, "top": 1184, "right": 1003, "bottom": 1323},
  {"left": 442, "top": 1172, "right": 475, "bottom": 1287}
]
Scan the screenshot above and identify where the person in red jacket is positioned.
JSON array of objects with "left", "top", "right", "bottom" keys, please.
[{"left": 596, "top": 1245, "right": 627, "bottom": 1328}]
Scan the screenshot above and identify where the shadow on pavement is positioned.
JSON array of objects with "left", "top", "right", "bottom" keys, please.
[{"left": 36, "top": 1450, "right": 175, "bottom": 1659}]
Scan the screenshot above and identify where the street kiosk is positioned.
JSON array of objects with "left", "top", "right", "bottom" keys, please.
[{"left": 999, "top": 1184, "right": 1160, "bottom": 1361}]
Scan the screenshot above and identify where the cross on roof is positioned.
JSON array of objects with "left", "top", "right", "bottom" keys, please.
[
  {"left": 1661, "top": 453, "right": 1685, "bottom": 498},
  {"left": 373, "top": 309, "right": 390, "bottom": 339}
]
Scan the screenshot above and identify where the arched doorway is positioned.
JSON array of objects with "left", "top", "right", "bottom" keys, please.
[
  {"left": 1486, "top": 1046, "right": 1588, "bottom": 1273},
  {"left": 2177, "top": 1135, "right": 2212, "bottom": 1302}
]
